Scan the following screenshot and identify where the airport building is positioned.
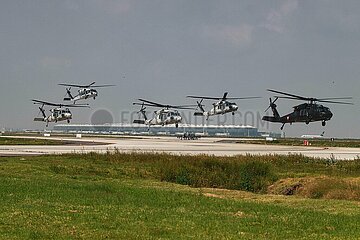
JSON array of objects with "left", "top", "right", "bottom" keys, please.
[{"left": 53, "top": 124, "right": 279, "bottom": 138}]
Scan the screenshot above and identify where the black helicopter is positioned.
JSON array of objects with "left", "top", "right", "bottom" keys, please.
[{"left": 262, "top": 89, "right": 353, "bottom": 130}]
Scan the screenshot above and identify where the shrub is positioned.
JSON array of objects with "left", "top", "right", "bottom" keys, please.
[{"left": 158, "top": 157, "right": 277, "bottom": 193}]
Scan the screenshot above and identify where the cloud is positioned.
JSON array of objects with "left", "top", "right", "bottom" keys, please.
[
  {"left": 203, "top": 24, "right": 254, "bottom": 47},
  {"left": 263, "top": 0, "right": 298, "bottom": 33},
  {"left": 40, "top": 57, "right": 72, "bottom": 69}
]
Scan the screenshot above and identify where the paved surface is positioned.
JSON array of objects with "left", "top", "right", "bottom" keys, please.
[{"left": 1, "top": 136, "right": 360, "bottom": 160}]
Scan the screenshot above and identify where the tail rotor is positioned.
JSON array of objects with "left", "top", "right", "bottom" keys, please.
[
  {"left": 265, "top": 97, "right": 280, "bottom": 119},
  {"left": 265, "top": 97, "right": 278, "bottom": 112},
  {"left": 196, "top": 99, "right": 205, "bottom": 112},
  {"left": 136, "top": 102, "right": 147, "bottom": 121},
  {"left": 38, "top": 104, "right": 46, "bottom": 119},
  {"left": 63, "top": 87, "right": 73, "bottom": 101}
]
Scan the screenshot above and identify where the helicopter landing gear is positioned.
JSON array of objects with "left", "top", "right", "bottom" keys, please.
[
  {"left": 67, "top": 119, "right": 70, "bottom": 123},
  {"left": 175, "top": 123, "right": 178, "bottom": 128},
  {"left": 322, "top": 121, "right": 326, "bottom": 126},
  {"left": 94, "top": 97, "right": 96, "bottom": 100},
  {"left": 232, "top": 112, "right": 235, "bottom": 115},
  {"left": 306, "top": 121, "right": 309, "bottom": 125},
  {"left": 280, "top": 123, "right": 285, "bottom": 130}
]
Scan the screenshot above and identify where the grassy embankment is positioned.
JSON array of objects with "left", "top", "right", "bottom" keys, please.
[{"left": 1, "top": 152, "right": 360, "bottom": 239}]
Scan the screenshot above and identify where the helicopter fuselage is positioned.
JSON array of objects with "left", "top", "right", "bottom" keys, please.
[
  {"left": 209, "top": 101, "right": 238, "bottom": 115},
  {"left": 47, "top": 108, "right": 73, "bottom": 123},
  {"left": 34, "top": 108, "right": 72, "bottom": 126},
  {"left": 134, "top": 109, "right": 182, "bottom": 127},
  {"left": 73, "top": 88, "right": 98, "bottom": 102},
  {"left": 147, "top": 109, "right": 182, "bottom": 126},
  {"left": 263, "top": 103, "right": 333, "bottom": 124},
  {"left": 196, "top": 100, "right": 238, "bottom": 118}
]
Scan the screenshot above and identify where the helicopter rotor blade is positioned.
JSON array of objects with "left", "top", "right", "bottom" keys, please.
[
  {"left": 187, "top": 94, "right": 260, "bottom": 101},
  {"left": 317, "top": 97, "right": 353, "bottom": 101},
  {"left": 187, "top": 95, "right": 222, "bottom": 100},
  {"left": 267, "top": 89, "right": 310, "bottom": 101},
  {"left": 222, "top": 92, "right": 228, "bottom": 101},
  {"left": 88, "top": 81, "right": 96, "bottom": 87},
  {"left": 32, "top": 99, "right": 89, "bottom": 108},
  {"left": 137, "top": 98, "right": 166, "bottom": 108},
  {"left": 135, "top": 99, "right": 196, "bottom": 110},
  {"left": 88, "top": 84, "right": 116, "bottom": 88},
  {"left": 133, "top": 102, "right": 160, "bottom": 108},
  {"left": 59, "top": 83, "right": 87, "bottom": 88},
  {"left": 317, "top": 100, "right": 354, "bottom": 105},
  {"left": 59, "top": 82, "right": 115, "bottom": 88},
  {"left": 32, "top": 99, "right": 59, "bottom": 107},
  {"left": 269, "top": 89, "right": 354, "bottom": 104},
  {"left": 265, "top": 98, "right": 272, "bottom": 112},
  {"left": 264, "top": 97, "right": 278, "bottom": 112},
  {"left": 66, "top": 104, "right": 90, "bottom": 108},
  {"left": 274, "top": 96, "right": 301, "bottom": 100},
  {"left": 226, "top": 96, "right": 261, "bottom": 100},
  {"left": 170, "top": 105, "right": 197, "bottom": 110}
]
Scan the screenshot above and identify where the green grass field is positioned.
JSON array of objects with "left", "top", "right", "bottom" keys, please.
[
  {"left": 0, "top": 153, "right": 360, "bottom": 239},
  {"left": 0, "top": 137, "right": 68, "bottom": 146}
]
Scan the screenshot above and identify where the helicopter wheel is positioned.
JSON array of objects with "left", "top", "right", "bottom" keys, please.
[
  {"left": 175, "top": 123, "right": 178, "bottom": 128},
  {"left": 306, "top": 122, "right": 309, "bottom": 125},
  {"left": 232, "top": 112, "right": 235, "bottom": 115},
  {"left": 322, "top": 121, "right": 326, "bottom": 126},
  {"left": 94, "top": 97, "right": 96, "bottom": 100},
  {"left": 67, "top": 120, "right": 70, "bottom": 123}
]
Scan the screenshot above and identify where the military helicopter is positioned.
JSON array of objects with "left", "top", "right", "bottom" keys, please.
[
  {"left": 187, "top": 92, "right": 260, "bottom": 120},
  {"left": 32, "top": 100, "right": 89, "bottom": 127},
  {"left": 59, "top": 82, "right": 115, "bottom": 103},
  {"left": 262, "top": 89, "right": 353, "bottom": 130},
  {"left": 133, "top": 99, "right": 196, "bottom": 128}
]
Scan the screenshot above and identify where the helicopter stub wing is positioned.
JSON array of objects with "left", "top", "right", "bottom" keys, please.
[
  {"left": 133, "top": 120, "right": 145, "bottom": 124},
  {"left": 33, "top": 118, "right": 45, "bottom": 122}
]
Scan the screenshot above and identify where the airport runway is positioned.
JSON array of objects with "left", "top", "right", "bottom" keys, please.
[{"left": 1, "top": 136, "right": 360, "bottom": 160}]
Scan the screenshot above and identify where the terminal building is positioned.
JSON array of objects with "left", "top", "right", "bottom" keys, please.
[{"left": 53, "top": 123, "right": 280, "bottom": 138}]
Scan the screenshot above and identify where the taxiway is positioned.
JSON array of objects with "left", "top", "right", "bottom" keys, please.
[{"left": 1, "top": 136, "right": 360, "bottom": 160}]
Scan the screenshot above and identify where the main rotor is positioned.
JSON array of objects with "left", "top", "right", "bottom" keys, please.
[
  {"left": 187, "top": 92, "right": 260, "bottom": 102},
  {"left": 58, "top": 82, "right": 116, "bottom": 89},
  {"left": 133, "top": 98, "right": 197, "bottom": 110},
  {"left": 32, "top": 99, "right": 89, "bottom": 108},
  {"left": 267, "top": 89, "right": 353, "bottom": 105}
]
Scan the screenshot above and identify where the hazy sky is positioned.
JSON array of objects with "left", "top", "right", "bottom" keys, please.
[{"left": 0, "top": 0, "right": 359, "bottom": 137}]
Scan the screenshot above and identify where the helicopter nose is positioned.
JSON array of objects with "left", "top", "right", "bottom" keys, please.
[
  {"left": 328, "top": 111, "right": 333, "bottom": 119},
  {"left": 232, "top": 105, "right": 238, "bottom": 110}
]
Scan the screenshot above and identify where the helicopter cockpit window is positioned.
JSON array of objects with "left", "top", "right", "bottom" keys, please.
[{"left": 300, "top": 109, "right": 307, "bottom": 116}]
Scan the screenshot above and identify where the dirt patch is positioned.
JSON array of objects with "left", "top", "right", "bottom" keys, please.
[
  {"left": 203, "top": 193, "right": 225, "bottom": 199},
  {"left": 268, "top": 176, "right": 360, "bottom": 201}
]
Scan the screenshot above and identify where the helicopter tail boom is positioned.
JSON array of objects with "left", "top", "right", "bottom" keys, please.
[{"left": 262, "top": 116, "right": 282, "bottom": 123}]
